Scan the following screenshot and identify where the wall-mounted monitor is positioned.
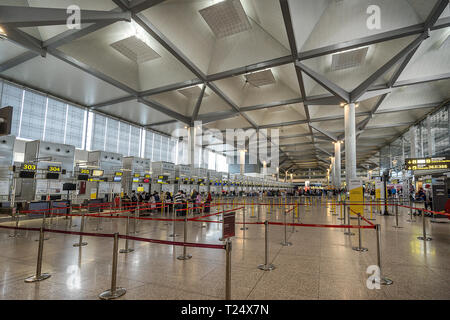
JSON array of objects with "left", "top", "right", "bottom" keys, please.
[{"left": 92, "top": 169, "right": 104, "bottom": 177}]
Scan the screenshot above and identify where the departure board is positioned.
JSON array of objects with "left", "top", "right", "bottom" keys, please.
[{"left": 405, "top": 157, "right": 450, "bottom": 170}]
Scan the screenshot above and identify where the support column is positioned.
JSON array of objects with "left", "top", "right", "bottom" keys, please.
[
  {"left": 331, "top": 157, "right": 336, "bottom": 188},
  {"left": 344, "top": 103, "right": 357, "bottom": 187},
  {"left": 334, "top": 141, "right": 341, "bottom": 188},
  {"left": 239, "top": 149, "right": 245, "bottom": 175},
  {"left": 426, "top": 115, "right": 434, "bottom": 156},
  {"left": 409, "top": 126, "right": 416, "bottom": 158}
]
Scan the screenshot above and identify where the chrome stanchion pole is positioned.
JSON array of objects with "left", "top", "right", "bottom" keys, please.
[
  {"left": 240, "top": 206, "right": 248, "bottom": 231},
  {"left": 375, "top": 224, "right": 393, "bottom": 285},
  {"left": 225, "top": 239, "right": 232, "bottom": 300},
  {"left": 120, "top": 213, "right": 134, "bottom": 253},
  {"left": 177, "top": 210, "right": 192, "bottom": 260},
  {"left": 406, "top": 198, "right": 416, "bottom": 222},
  {"left": 99, "top": 233, "right": 126, "bottom": 299},
  {"left": 352, "top": 214, "right": 368, "bottom": 252},
  {"left": 281, "top": 210, "right": 292, "bottom": 246},
  {"left": 25, "top": 227, "right": 51, "bottom": 283},
  {"left": 417, "top": 211, "right": 432, "bottom": 241},
  {"left": 344, "top": 206, "right": 354, "bottom": 236},
  {"left": 73, "top": 211, "right": 88, "bottom": 247},
  {"left": 258, "top": 220, "right": 275, "bottom": 271},
  {"left": 169, "top": 205, "right": 179, "bottom": 238},
  {"left": 393, "top": 204, "right": 402, "bottom": 228},
  {"left": 9, "top": 208, "right": 21, "bottom": 238},
  {"left": 291, "top": 207, "right": 297, "bottom": 233}
]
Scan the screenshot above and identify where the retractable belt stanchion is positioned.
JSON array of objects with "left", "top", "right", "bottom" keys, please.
[
  {"left": 407, "top": 198, "right": 416, "bottom": 222},
  {"left": 73, "top": 211, "right": 88, "bottom": 247},
  {"left": 9, "top": 209, "right": 21, "bottom": 238},
  {"left": 169, "top": 203, "right": 179, "bottom": 238},
  {"left": 291, "top": 206, "right": 297, "bottom": 233},
  {"left": 281, "top": 209, "right": 292, "bottom": 246},
  {"left": 258, "top": 220, "right": 275, "bottom": 271},
  {"left": 417, "top": 210, "right": 432, "bottom": 241},
  {"left": 177, "top": 207, "right": 192, "bottom": 260},
  {"left": 393, "top": 203, "right": 402, "bottom": 228},
  {"left": 225, "top": 239, "right": 232, "bottom": 300},
  {"left": 120, "top": 212, "right": 134, "bottom": 253},
  {"left": 133, "top": 204, "right": 138, "bottom": 234},
  {"left": 240, "top": 206, "right": 248, "bottom": 231},
  {"left": 352, "top": 213, "right": 368, "bottom": 252},
  {"left": 375, "top": 224, "right": 393, "bottom": 285},
  {"left": 94, "top": 206, "right": 103, "bottom": 231},
  {"left": 25, "top": 227, "right": 51, "bottom": 283},
  {"left": 344, "top": 206, "right": 354, "bottom": 236},
  {"left": 99, "top": 233, "right": 126, "bottom": 299}
]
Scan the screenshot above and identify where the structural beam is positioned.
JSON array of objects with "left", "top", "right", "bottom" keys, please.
[
  {"left": 0, "top": 6, "right": 131, "bottom": 28},
  {"left": 90, "top": 95, "right": 136, "bottom": 110},
  {"left": 296, "top": 62, "right": 350, "bottom": 102},
  {"left": 2, "top": 27, "right": 46, "bottom": 56},
  {"left": 129, "top": 0, "right": 166, "bottom": 13},
  {"left": 139, "top": 79, "right": 203, "bottom": 97},
  {"left": 350, "top": 33, "right": 428, "bottom": 102},
  {"left": 310, "top": 124, "right": 338, "bottom": 141},
  {"left": 138, "top": 98, "right": 191, "bottom": 125},
  {"left": 0, "top": 51, "right": 39, "bottom": 72},
  {"left": 191, "top": 84, "right": 206, "bottom": 123}
]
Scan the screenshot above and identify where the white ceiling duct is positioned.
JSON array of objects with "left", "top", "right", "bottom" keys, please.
[
  {"left": 331, "top": 46, "right": 369, "bottom": 71},
  {"left": 110, "top": 36, "right": 161, "bottom": 64},
  {"left": 199, "top": 0, "right": 252, "bottom": 38}
]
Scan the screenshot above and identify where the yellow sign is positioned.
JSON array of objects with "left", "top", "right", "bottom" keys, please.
[
  {"left": 80, "top": 168, "right": 90, "bottom": 175},
  {"left": 349, "top": 179, "right": 363, "bottom": 216},
  {"left": 22, "top": 163, "right": 37, "bottom": 171},
  {"left": 48, "top": 166, "right": 61, "bottom": 172},
  {"left": 137, "top": 187, "right": 144, "bottom": 192}
]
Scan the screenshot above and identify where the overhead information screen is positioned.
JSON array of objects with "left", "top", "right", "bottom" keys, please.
[
  {"left": 405, "top": 157, "right": 450, "bottom": 170},
  {"left": 22, "top": 163, "right": 37, "bottom": 171},
  {"left": 80, "top": 168, "right": 91, "bottom": 175},
  {"left": 48, "top": 165, "right": 61, "bottom": 172}
]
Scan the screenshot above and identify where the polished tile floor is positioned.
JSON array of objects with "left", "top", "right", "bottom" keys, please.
[{"left": 0, "top": 198, "right": 449, "bottom": 300}]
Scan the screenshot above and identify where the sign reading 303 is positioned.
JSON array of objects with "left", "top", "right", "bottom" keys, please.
[{"left": 21, "top": 163, "right": 37, "bottom": 171}]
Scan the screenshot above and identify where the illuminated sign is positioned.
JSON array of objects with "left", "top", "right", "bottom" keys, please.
[
  {"left": 134, "top": 173, "right": 140, "bottom": 178},
  {"left": 48, "top": 165, "right": 61, "bottom": 172},
  {"left": 405, "top": 157, "right": 450, "bottom": 171},
  {"left": 132, "top": 178, "right": 139, "bottom": 183},
  {"left": 80, "top": 168, "right": 91, "bottom": 175},
  {"left": 113, "top": 176, "right": 122, "bottom": 182},
  {"left": 92, "top": 169, "right": 104, "bottom": 177},
  {"left": 144, "top": 174, "right": 151, "bottom": 178},
  {"left": 115, "top": 171, "right": 123, "bottom": 176},
  {"left": 143, "top": 178, "right": 150, "bottom": 183},
  {"left": 21, "top": 163, "right": 37, "bottom": 171}
]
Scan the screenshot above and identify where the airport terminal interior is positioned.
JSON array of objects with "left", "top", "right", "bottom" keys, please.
[{"left": 0, "top": 0, "right": 449, "bottom": 301}]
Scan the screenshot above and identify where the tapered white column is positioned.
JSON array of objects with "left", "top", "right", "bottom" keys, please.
[
  {"left": 331, "top": 157, "right": 336, "bottom": 187},
  {"left": 188, "top": 126, "right": 196, "bottom": 169},
  {"left": 239, "top": 149, "right": 245, "bottom": 175},
  {"left": 426, "top": 115, "right": 434, "bottom": 156},
  {"left": 409, "top": 126, "right": 416, "bottom": 158},
  {"left": 344, "top": 103, "right": 357, "bottom": 187},
  {"left": 334, "top": 141, "right": 341, "bottom": 188}
]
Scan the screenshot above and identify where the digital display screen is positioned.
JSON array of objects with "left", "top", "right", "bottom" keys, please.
[
  {"left": 134, "top": 173, "right": 140, "bottom": 178},
  {"left": 77, "top": 174, "right": 89, "bottom": 181},
  {"left": 115, "top": 171, "right": 123, "bottom": 176},
  {"left": 46, "top": 172, "right": 59, "bottom": 180},
  {"left": 145, "top": 174, "right": 151, "bottom": 178},
  {"left": 19, "top": 171, "right": 35, "bottom": 179},
  {"left": 79, "top": 168, "right": 91, "bottom": 175},
  {"left": 92, "top": 169, "right": 104, "bottom": 177},
  {"left": 405, "top": 157, "right": 450, "bottom": 170},
  {"left": 137, "top": 187, "right": 144, "bottom": 192},
  {"left": 132, "top": 178, "right": 139, "bottom": 183},
  {"left": 143, "top": 178, "right": 150, "bottom": 183},
  {"left": 22, "top": 163, "right": 37, "bottom": 171},
  {"left": 48, "top": 166, "right": 61, "bottom": 172},
  {"left": 113, "top": 176, "right": 122, "bottom": 182}
]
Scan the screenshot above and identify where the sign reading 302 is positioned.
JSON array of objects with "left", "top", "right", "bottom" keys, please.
[{"left": 21, "top": 163, "right": 37, "bottom": 171}]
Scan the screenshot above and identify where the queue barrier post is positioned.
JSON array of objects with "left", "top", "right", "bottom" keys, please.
[
  {"left": 417, "top": 210, "right": 432, "bottom": 241},
  {"left": 99, "top": 233, "right": 126, "bottom": 299},
  {"left": 407, "top": 198, "right": 416, "bottom": 222},
  {"left": 291, "top": 206, "right": 297, "bottom": 233},
  {"left": 393, "top": 204, "right": 402, "bottom": 228},
  {"left": 280, "top": 209, "right": 292, "bottom": 246},
  {"left": 240, "top": 206, "right": 248, "bottom": 231},
  {"left": 344, "top": 206, "right": 354, "bottom": 236},
  {"left": 177, "top": 210, "right": 192, "bottom": 260},
  {"left": 258, "top": 220, "right": 275, "bottom": 271},
  {"left": 375, "top": 224, "right": 393, "bottom": 285},
  {"left": 225, "top": 239, "right": 232, "bottom": 300},
  {"left": 9, "top": 209, "right": 21, "bottom": 238},
  {"left": 73, "top": 211, "right": 88, "bottom": 247},
  {"left": 120, "top": 213, "right": 134, "bottom": 253},
  {"left": 352, "top": 213, "right": 368, "bottom": 252},
  {"left": 25, "top": 227, "right": 51, "bottom": 283},
  {"left": 169, "top": 204, "right": 179, "bottom": 238}
]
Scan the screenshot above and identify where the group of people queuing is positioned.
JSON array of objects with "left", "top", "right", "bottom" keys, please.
[{"left": 120, "top": 189, "right": 213, "bottom": 216}]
